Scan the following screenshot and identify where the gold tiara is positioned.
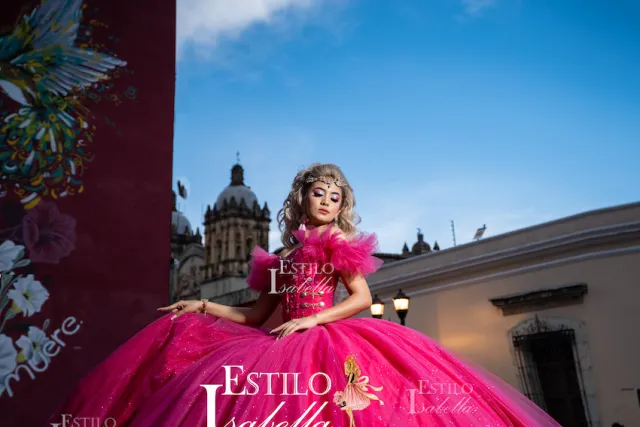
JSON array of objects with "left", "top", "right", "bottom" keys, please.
[{"left": 305, "top": 175, "right": 344, "bottom": 188}]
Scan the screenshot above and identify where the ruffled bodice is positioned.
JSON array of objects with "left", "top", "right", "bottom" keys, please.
[{"left": 247, "top": 225, "right": 383, "bottom": 321}]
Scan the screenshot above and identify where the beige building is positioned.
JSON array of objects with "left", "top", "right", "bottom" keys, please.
[{"left": 359, "top": 202, "right": 640, "bottom": 427}]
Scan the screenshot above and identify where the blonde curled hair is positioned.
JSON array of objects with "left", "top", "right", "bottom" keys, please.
[{"left": 277, "top": 163, "right": 360, "bottom": 247}]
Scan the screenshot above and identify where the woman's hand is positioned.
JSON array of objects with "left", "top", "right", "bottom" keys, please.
[
  {"left": 270, "top": 315, "right": 319, "bottom": 340},
  {"left": 158, "top": 300, "right": 203, "bottom": 320}
]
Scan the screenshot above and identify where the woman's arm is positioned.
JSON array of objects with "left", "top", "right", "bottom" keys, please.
[
  {"left": 159, "top": 292, "right": 280, "bottom": 325},
  {"left": 311, "top": 228, "right": 373, "bottom": 324},
  {"left": 270, "top": 271, "right": 372, "bottom": 339},
  {"left": 207, "top": 246, "right": 298, "bottom": 324},
  {"left": 311, "top": 271, "right": 373, "bottom": 325},
  {"left": 203, "top": 290, "right": 280, "bottom": 325}
]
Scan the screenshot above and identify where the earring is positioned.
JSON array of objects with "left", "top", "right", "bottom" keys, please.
[{"left": 299, "top": 213, "right": 308, "bottom": 231}]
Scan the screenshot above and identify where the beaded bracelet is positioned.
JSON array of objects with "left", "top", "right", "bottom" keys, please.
[{"left": 200, "top": 299, "right": 208, "bottom": 316}]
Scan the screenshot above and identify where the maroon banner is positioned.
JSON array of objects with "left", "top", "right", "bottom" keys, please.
[{"left": 0, "top": 0, "right": 175, "bottom": 425}]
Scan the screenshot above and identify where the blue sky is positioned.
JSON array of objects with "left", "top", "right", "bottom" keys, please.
[{"left": 173, "top": 0, "right": 639, "bottom": 253}]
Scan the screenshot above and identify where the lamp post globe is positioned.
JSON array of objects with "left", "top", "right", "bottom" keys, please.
[
  {"left": 393, "top": 289, "right": 410, "bottom": 326},
  {"left": 371, "top": 294, "right": 384, "bottom": 319}
]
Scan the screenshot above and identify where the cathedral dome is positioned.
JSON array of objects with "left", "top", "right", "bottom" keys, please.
[
  {"left": 172, "top": 211, "right": 192, "bottom": 234},
  {"left": 411, "top": 240, "right": 431, "bottom": 254},
  {"left": 215, "top": 163, "right": 258, "bottom": 208},
  {"left": 411, "top": 229, "right": 431, "bottom": 255},
  {"left": 216, "top": 185, "right": 257, "bottom": 207}
]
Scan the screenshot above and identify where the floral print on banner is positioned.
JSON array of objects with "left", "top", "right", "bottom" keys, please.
[
  {"left": 0, "top": 0, "right": 132, "bottom": 209},
  {"left": 0, "top": 241, "right": 50, "bottom": 397},
  {"left": 0, "top": 201, "right": 76, "bottom": 264},
  {"left": 0, "top": 0, "right": 129, "bottom": 400}
]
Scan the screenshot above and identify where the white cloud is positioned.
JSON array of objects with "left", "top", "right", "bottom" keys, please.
[
  {"left": 460, "top": 0, "right": 497, "bottom": 17},
  {"left": 177, "top": 0, "right": 319, "bottom": 56}
]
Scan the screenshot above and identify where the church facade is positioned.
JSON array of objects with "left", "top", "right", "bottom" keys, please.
[
  {"left": 170, "top": 162, "right": 271, "bottom": 305},
  {"left": 199, "top": 163, "right": 271, "bottom": 306}
]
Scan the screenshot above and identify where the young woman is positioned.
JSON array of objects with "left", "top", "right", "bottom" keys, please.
[{"left": 50, "top": 163, "right": 562, "bottom": 426}]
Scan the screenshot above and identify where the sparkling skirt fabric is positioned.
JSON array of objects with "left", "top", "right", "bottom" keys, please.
[{"left": 50, "top": 313, "right": 563, "bottom": 426}]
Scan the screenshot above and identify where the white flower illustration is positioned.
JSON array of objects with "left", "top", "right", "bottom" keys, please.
[
  {"left": 7, "top": 275, "right": 49, "bottom": 317},
  {"left": 16, "top": 326, "right": 48, "bottom": 366},
  {"left": 0, "top": 334, "right": 18, "bottom": 396},
  {"left": 0, "top": 240, "right": 23, "bottom": 272}
]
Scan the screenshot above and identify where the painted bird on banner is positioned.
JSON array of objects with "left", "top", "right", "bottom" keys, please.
[{"left": 0, "top": 0, "right": 127, "bottom": 208}]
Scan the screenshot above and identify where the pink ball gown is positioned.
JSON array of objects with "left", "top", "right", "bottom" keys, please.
[{"left": 50, "top": 225, "right": 562, "bottom": 427}]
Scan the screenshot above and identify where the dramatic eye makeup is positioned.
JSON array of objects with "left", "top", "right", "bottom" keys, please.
[{"left": 311, "top": 186, "right": 341, "bottom": 203}]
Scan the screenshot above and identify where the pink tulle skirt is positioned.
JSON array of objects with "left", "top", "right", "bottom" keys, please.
[{"left": 50, "top": 313, "right": 562, "bottom": 426}]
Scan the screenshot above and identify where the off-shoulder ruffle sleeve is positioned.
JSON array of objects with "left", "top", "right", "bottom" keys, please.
[
  {"left": 292, "top": 225, "right": 384, "bottom": 278},
  {"left": 246, "top": 246, "right": 279, "bottom": 292},
  {"left": 328, "top": 232, "right": 384, "bottom": 278}
]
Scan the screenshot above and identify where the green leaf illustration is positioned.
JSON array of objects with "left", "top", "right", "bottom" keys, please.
[{"left": 13, "top": 259, "right": 30, "bottom": 269}]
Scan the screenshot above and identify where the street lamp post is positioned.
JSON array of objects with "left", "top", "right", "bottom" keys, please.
[
  {"left": 370, "top": 294, "right": 384, "bottom": 319},
  {"left": 393, "top": 289, "right": 410, "bottom": 326}
]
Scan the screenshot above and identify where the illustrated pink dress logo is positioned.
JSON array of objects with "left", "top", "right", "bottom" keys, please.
[{"left": 333, "top": 354, "right": 384, "bottom": 427}]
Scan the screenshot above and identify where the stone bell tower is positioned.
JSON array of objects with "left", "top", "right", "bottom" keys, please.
[{"left": 202, "top": 161, "right": 271, "bottom": 282}]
